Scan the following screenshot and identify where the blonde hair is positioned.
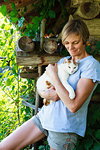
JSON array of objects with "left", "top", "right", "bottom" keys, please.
[{"left": 62, "top": 19, "right": 89, "bottom": 45}]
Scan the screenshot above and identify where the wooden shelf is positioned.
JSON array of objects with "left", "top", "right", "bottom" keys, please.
[
  {"left": 16, "top": 52, "right": 64, "bottom": 66},
  {"left": 16, "top": 52, "right": 100, "bottom": 66}
]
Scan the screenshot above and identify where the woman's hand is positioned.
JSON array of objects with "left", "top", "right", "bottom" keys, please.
[{"left": 38, "top": 86, "right": 59, "bottom": 102}]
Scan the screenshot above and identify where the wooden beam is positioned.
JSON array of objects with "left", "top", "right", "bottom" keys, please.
[
  {"left": 20, "top": 72, "right": 38, "bottom": 78},
  {"left": 16, "top": 53, "right": 100, "bottom": 66},
  {"left": 22, "top": 100, "right": 41, "bottom": 111},
  {"left": 16, "top": 53, "right": 63, "bottom": 66}
]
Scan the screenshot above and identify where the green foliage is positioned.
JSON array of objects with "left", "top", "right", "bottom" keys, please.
[
  {"left": 0, "top": 5, "right": 7, "bottom": 16},
  {"left": 0, "top": 0, "right": 68, "bottom": 39},
  {"left": 86, "top": 40, "right": 100, "bottom": 56},
  {"left": 75, "top": 103, "right": 100, "bottom": 150},
  {"left": 0, "top": 13, "right": 35, "bottom": 140},
  {"left": 39, "top": 140, "right": 50, "bottom": 150}
]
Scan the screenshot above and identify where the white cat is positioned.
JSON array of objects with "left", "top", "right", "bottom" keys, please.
[{"left": 36, "top": 57, "right": 79, "bottom": 106}]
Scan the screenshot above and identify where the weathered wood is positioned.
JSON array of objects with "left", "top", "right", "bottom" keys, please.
[
  {"left": 82, "top": 19, "right": 100, "bottom": 37},
  {"left": 40, "top": 19, "right": 46, "bottom": 51},
  {"left": 71, "top": 17, "right": 100, "bottom": 37},
  {"left": 43, "top": 39, "right": 58, "bottom": 54},
  {"left": 71, "top": 0, "right": 100, "bottom": 7},
  {"left": 74, "top": 2, "right": 100, "bottom": 19},
  {"left": 34, "top": 66, "right": 42, "bottom": 114},
  {"left": 18, "top": 36, "right": 35, "bottom": 52},
  {"left": 20, "top": 72, "right": 38, "bottom": 78},
  {"left": 22, "top": 100, "right": 41, "bottom": 111},
  {"left": 16, "top": 53, "right": 63, "bottom": 66},
  {"left": 16, "top": 52, "right": 100, "bottom": 66}
]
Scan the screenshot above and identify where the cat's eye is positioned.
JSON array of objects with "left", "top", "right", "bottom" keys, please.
[
  {"left": 68, "top": 66, "right": 71, "bottom": 68},
  {"left": 74, "top": 67, "right": 76, "bottom": 69}
]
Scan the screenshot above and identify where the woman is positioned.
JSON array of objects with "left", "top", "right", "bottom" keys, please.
[{"left": 0, "top": 19, "right": 100, "bottom": 150}]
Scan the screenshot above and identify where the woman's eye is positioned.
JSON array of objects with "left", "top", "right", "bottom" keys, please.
[
  {"left": 65, "top": 42, "right": 69, "bottom": 45},
  {"left": 74, "top": 41, "right": 79, "bottom": 44}
]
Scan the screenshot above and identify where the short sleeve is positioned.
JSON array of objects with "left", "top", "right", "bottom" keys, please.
[{"left": 81, "top": 60, "right": 100, "bottom": 83}]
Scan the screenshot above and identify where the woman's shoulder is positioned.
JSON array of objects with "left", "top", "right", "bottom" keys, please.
[
  {"left": 79, "top": 56, "right": 100, "bottom": 82},
  {"left": 80, "top": 55, "right": 100, "bottom": 68}
]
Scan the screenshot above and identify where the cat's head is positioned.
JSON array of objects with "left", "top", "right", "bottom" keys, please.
[{"left": 63, "top": 57, "right": 79, "bottom": 74}]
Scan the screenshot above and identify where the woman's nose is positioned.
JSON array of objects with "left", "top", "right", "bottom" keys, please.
[{"left": 69, "top": 44, "right": 74, "bottom": 49}]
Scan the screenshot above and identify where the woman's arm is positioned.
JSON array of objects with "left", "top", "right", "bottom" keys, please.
[{"left": 45, "top": 63, "right": 95, "bottom": 113}]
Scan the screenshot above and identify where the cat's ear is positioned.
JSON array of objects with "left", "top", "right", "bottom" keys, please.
[{"left": 63, "top": 58, "right": 70, "bottom": 64}]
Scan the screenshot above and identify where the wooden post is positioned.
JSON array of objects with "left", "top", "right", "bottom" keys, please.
[
  {"left": 40, "top": 18, "right": 46, "bottom": 51},
  {"left": 34, "top": 66, "right": 42, "bottom": 115},
  {"left": 34, "top": 19, "right": 46, "bottom": 115}
]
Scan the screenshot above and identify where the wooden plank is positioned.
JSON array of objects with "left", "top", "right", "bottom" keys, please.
[
  {"left": 22, "top": 100, "right": 41, "bottom": 111},
  {"left": 20, "top": 72, "right": 38, "bottom": 78},
  {"left": 82, "top": 19, "right": 100, "bottom": 37},
  {"left": 16, "top": 53, "right": 100, "bottom": 66},
  {"left": 71, "top": 17, "right": 100, "bottom": 37},
  {"left": 16, "top": 53, "right": 63, "bottom": 66}
]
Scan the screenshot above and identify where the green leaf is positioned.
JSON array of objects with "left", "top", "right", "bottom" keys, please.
[
  {"left": 1, "top": 23, "right": 5, "bottom": 29},
  {"left": 43, "top": 0, "right": 47, "bottom": 6},
  {"left": 11, "top": 2, "right": 16, "bottom": 10},
  {"left": 6, "top": 78, "right": 11, "bottom": 86},
  {"left": 92, "top": 143, "right": 100, "bottom": 150},
  {"left": 84, "top": 138, "right": 93, "bottom": 150},
  {"left": 49, "top": 10, "right": 56, "bottom": 18},
  {"left": 95, "top": 129, "right": 100, "bottom": 139},
  {"left": 32, "top": 16, "right": 42, "bottom": 24},
  {"left": 10, "top": 17, "right": 18, "bottom": 23},
  {"left": 22, "top": 85, "right": 27, "bottom": 89},
  {"left": 0, "top": 5, "right": 7, "bottom": 16},
  {"left": 10, "top": 28, "right": 14, "bottom": 35},
  {"left": 9, "top": 11, "right": 17, "bottom": 17},
  {"left": 96, "top": 41, "right": 100, "bottom": 49}
]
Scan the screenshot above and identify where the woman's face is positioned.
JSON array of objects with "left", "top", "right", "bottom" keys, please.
[{"left": 64, "top": 33, "right": 86, "bottom": 58}]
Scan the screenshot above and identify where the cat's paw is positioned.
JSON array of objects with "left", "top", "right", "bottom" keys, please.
[{"left": 69, "top": 93, "right": 75, "bottom": 100}]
